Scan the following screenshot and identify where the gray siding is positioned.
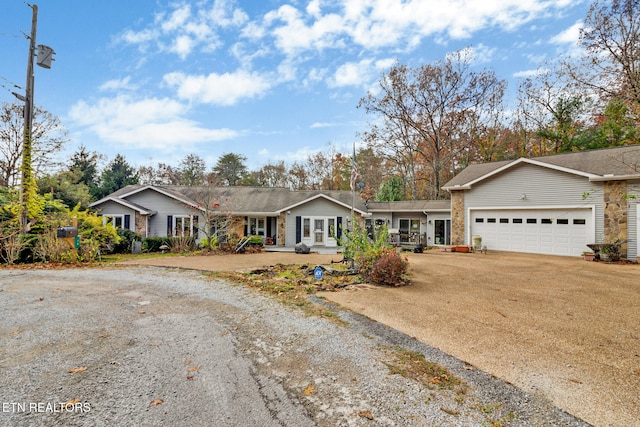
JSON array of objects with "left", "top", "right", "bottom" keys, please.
[
  {"left": 285, "top": 198, "right": 353, "bottom": 247},
  {"left": 128, "top": 190, "right": 199, "bottom": 237},
  {"left": 463, "top": 163, "right": 604, "bottom": 243},
  {"left": 94, "top": 201, "right": 136, "bottom": 230}
]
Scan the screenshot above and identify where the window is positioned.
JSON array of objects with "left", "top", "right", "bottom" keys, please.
[
  {"left": 527, "top": 218, "right": 537, "bottom": 224},
  {"left": 487, "top": 218, "right": 496, "bottom": 223},
  {"left": 303, "top": 218, "right": 311, "bottom": 238},
  {"left": 499, "top": 218, "right": 509, "bottom": 224},
  {"left": 475, "top": 218, "right": 484, "bottom": 223},
  {"left": 174, "top": 215, "right": 194, "bottom": 236},
  {"left": 104, "top": 214, "right": 129, "bottom": 230},
  {"left": 105, "top": 215, "right": 124, "bottom": 229},
  {"left": 573, "top": 219, "right": 586, "bottom": 225},
  {"left": 398, "top": 219, "right": 420, "bottom": 242},
  {"left": 557, "top": 219, "right": 569, "bottom": 225},
  {"left": 541, "top": 218, "right": 553, "bottom": 224},
  {"left": 512, "top": 218, "right": 523, "bottom": 224}
]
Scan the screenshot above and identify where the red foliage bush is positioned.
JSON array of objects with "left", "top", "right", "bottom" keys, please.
[{"left": 368, "top": 248, "right": 409, "bottom": 287}]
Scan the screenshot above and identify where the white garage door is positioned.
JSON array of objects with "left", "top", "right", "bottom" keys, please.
[{"left": 470, "top": 209, "right": 593, "bottom": 257}]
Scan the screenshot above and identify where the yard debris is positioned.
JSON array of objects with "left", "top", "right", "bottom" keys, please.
[{"left": 358, "top": 410, "right": 374, "bottom": 420}]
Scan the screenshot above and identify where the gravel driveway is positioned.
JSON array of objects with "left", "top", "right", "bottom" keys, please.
[
  {"left": 118, "top": 250, "right": 640, "bottom": 426},
  {"left": 1, "top": 263, "right": 589, "bottom": 426}
]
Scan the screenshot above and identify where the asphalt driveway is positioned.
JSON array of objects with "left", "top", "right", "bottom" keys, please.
[{"left": 121, "top": 250, "right": 640, "bottom": 426}]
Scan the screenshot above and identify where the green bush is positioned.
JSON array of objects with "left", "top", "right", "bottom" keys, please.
[
  {"left": 112, "top": 228, "right": 139, "bottom": 254},
  {"left": 143, "top": 237, "right": 171, "bottom": 252}
]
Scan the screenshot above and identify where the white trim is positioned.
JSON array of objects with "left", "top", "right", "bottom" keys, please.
[
  {"left": 90, "top": 196, "right": 155, "bottom": 215},
  {"left": 279, "top": 193, "right": 367, "bottom": 215},
  {"left": 444, "top": 157, "right": 600, "bottom": 190},
  {"left": 466, "top": 205, "right": 596, "bottom": 249},
  {"left": 119, "top": 185, "right": 201, "bottom": 211}
]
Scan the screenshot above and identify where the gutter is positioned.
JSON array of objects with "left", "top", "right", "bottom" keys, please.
[{"left": 589, "top": 174, "right": 640, "bottom": 182}]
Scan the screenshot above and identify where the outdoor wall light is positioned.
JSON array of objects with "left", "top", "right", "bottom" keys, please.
[{"left": 520, "top": 194, "right": 527, "bottom": 200}]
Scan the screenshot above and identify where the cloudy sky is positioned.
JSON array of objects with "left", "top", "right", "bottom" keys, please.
[{"left": 0, "top": 0, "right": 589, "bottom": 170}]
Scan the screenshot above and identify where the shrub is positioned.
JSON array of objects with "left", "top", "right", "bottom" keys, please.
[
  {"left": 142, "top": 237, "right": 170, "bottom": 252},
  {"left": 368, "top": 248, "right": 409, "bottom": 287},
  {"left": 169, "top": 235, "right": 196, "bottom": 253},
  {"left": 112, "top": 228, "right": 139, "bottom": 254}
]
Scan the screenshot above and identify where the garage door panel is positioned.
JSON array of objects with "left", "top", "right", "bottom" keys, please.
[{"left": 471, "top": 209, "right": 592, "bottom": 257}]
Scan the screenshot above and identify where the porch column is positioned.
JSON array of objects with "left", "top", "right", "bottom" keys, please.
[
  {"left": 450, "top": 190, "right": 465, "bottom": 245},
  {"left": 604, "top": 180, "right": 628, "bottom": 258},
  {"left": 277, "top": 212, "right": 287, "bottom": 246}
]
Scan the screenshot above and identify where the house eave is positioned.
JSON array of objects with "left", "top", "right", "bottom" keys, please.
[
  {"left": 445, "top": 157, "right": 600, "bottom": 190},
  {"left": 278, "top": 193, "right": 367, "bottom": 215},
  {"left": 589, "top": 174, "right": 640, "bottom": 182}
]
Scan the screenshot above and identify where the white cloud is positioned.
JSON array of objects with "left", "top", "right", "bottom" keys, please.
[
  {"left": 330, "top": 57, "right": 394, "bottom": 88},
  {"left": 163, "top": 70, "right": 272, "bottom": 105},
  {"left": 99, "top": 76, "right": 136, "bottom": 92},
  {"left": 310, "top": 122, "right": 335, "bottom": 128},
  {"left": 550, "top": 20, "right": 583, "bottom": 45},
  {"left": 68, "top": 95, "right": 238, "bottom": 149},
  {"left": 118, "top": 0, "right": 246, "bottom": 59}
]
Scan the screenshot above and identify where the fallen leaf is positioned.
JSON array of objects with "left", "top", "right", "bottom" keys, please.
[
  {"left": 99, "top": 333, "right": 111, "bottom": 338},
  {"left": 358, "top": 410, "right": 373, "bottom": 420},
  {"left": 69, "top": 367, "right": 87, "bottom": 374},
  {"left": 10, "top": 329, "right": 22, "bottom": 336},
  {"left": 303, "top": 385, "right": 315, "bottom": 396},
  {"left": 186, "top": 376, "right": 194, "bottom": 380},
  {"left": 150, "top": 398, "right": 163, "bottom": 407},
  {"left": 138, "top": 309, "right": 145, "bottom": 314},
  {"left": 63, "top": 399, "right": 81, "bottom": 409},
  {"left": 187, "top": 365, "right": 200, "bottom": 372}
]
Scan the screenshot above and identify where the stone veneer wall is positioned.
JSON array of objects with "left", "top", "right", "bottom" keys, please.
[
  {"left": 277, "top": 212, "right": 287, "bottom": 246},
  {"left": 450, "top": 190, "right": 465, "bottom": 245},
  {"left": 604, "top": 180, "right": 628, "bottom": 257},
  {"left": 229, "top": 217, "right": 245, "bottom": 239},
  {"left": 135, "top": 212, "right": 146, "bottom": 236}
]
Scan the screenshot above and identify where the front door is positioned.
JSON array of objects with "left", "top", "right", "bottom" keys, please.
[
  {"left": 434, "top": 219, "right": 451, "bottom": 245},
  {"left": 314, "top": 219, "right": 325, "bottom": 245}
]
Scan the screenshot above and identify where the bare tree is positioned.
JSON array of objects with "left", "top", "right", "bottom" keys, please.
[
  {"left": 0, "top": 102, "right": 68, "bottom": 188},
  {"left": 359, "top": 50, "right": 506, "bottom": 199},
  {"left": 564, "top": 0, "right": 640, "bottom": 120},
  {"left": 186, "top": 183, "right": 236, "bottom": 251},
  {"left": 251, "top": 160, "right": 288, "bottom": 187},
  {"left": 138, "top": 162, "right": 181, "bottom": 185}
]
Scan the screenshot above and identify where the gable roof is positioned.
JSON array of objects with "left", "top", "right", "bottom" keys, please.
[
  {"left": 90, "top": 185, "right": 369, "bottom": 215},
  {"left": 89, "top": 196, "right": 157, "bottom": 215},
  {"left": 443, "top": 145, "right": 640, "bottom": 190}
]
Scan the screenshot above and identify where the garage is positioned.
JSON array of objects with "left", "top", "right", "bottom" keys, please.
[{"left": 470, "top": 208, "right": 594, "bottom": 257}]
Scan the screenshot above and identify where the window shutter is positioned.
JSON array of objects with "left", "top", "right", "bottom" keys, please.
[
  {"left": 295, "top": 216, "right": 302, "bottom": 243},
  {"left": 336, "top": 216, "right": 342, "bottom": 239},
  {"left": 124, "top": 215, "right": 131, "bottom": 230},
  {"left": 193, "top": 216, "right": 199, "bottom": 239},
  {"left": 244, "top": 216, "right": 248, "bottom": 236},
  {"left": 167, "top": 215, "right": 173, "bottom": 236}
]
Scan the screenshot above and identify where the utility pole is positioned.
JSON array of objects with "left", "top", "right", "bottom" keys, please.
[
  {"left": 19, "top": 3, "right": 38, "bottom": 233},
  {"left": 16, "top": 4, "right": 55, "bottom": 233}
]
